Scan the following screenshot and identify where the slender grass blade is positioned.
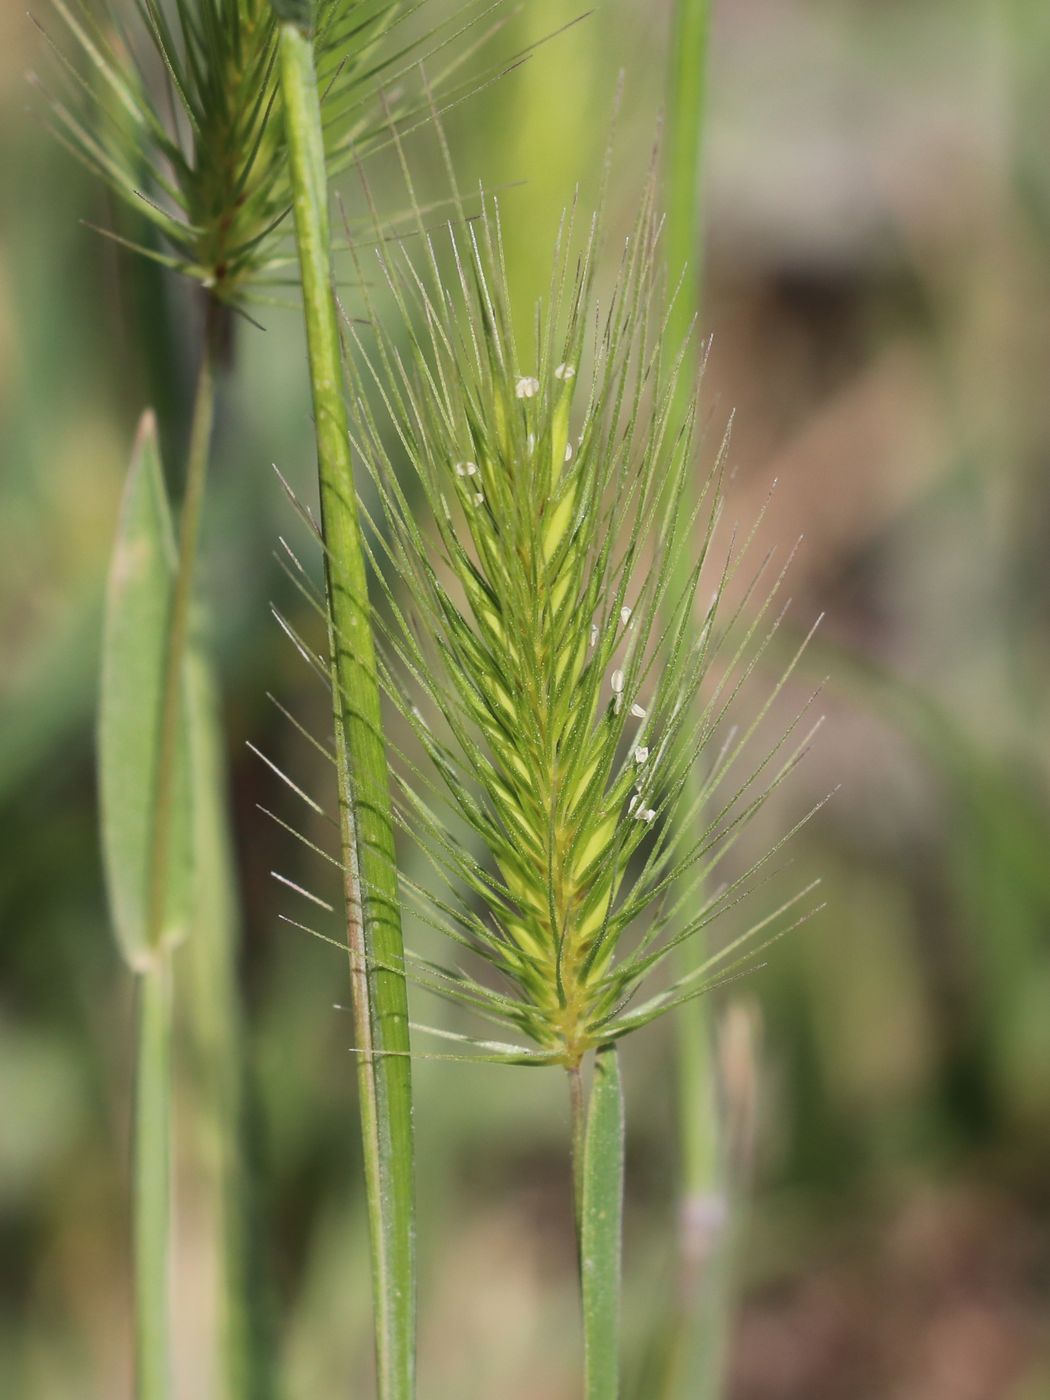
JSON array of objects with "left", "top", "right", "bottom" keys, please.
[
  {"left": 99, "top": 410, "right": 193, "bottom": 969},
  {"left": 275, "top": 21, "right": 416, "bottom": 1397}
]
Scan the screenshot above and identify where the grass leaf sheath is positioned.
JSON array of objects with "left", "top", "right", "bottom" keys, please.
[{"left": 275, "top": 18, "right": 415, "bottom": 1399}]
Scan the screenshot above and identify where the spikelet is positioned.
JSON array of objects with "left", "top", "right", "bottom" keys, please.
[
  {"left": 37, "top": 0, "right": 512, "bottom": 305},
  {"left": 345, "top": 176, "right": 823, "bottom": 1068}
]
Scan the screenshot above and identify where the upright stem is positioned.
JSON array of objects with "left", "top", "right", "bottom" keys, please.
[
  {"left": 183, "top": 650, "right": 273, "bottom": 1400},
  {"left": 666, "top": 0, "right": 718, "bottom": 1199},
  {"left": 134, "top": 957, "right": 173, "bottom": 1400},
  {"left": 147, "top": 302, "right": 221, "bottom": 945},
  {"left": 569, "top": 1063, "right": 586, "bottom": 1241},
  {"left": 277, "top": 20, "right": 415, "bottom": 1399},
  {"left": 665, "top": 0, "right": 711, "bottom": 367},
  {"left": 578, "top": 1045, "right": 625, "bottom": 1400},
  {"left": 664, "top": 3, "right": 729, "bottom": 1397},
  {"left": 133, "top": 304, "right": 221, "bottom": 1400}
]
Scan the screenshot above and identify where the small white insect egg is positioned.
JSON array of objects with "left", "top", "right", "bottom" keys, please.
[
  {"left": 642, "top": 808, "right": 656, "bottom": 823},
  {"left": 610, "top": 669, "right": 625, "bottom": 694},
  {"left": 454, "top": 462, "right": 467, "bottom": 476},
  {"left": 554, "top": 363, "right": 576, "bottom": 380},
  {"left": 564, "top": 441, "right": 573, "bottom": 462},
  {"left": 634, "top": 746, "right": 649, "bottom": 764},
  {"left": 620, "top": 605, "right": 632, "bottom": 626},
  {"left": 629, "top": 703, "right": 647, "bottom": 720},
  {"left": 473, "top": 492, "right": 484, "bottom": 506},
  {"left": 465, "top": 461, "right": 478, "bottom": 476},
  {"left": 590, "top": 623, "right": 599, "bottom": 648},
  {"left": 515, "top": 375, "right": 540, "bottom": 399},
  {"left": 628, "top": 793, "right": 639, "bottom": 814}
]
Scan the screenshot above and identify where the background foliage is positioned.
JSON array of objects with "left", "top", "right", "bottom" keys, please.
[{"left": 2, "top": 0, "right": 1049, "bottom": 1395}]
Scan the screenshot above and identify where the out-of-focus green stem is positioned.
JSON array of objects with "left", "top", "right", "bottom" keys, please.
[
  {"left": 276, "top": 18, "right": 416, "bottom": 1399},
  {"left": 134, "top": 957, "right": 173, "bottom": 1400},
  {"left": 183, "top": 650, "right": 272, "bottom": 1400},
  {"left": 665, "top": 0, "right": 711, "bottom": 367},
  {"left": 133, "top": 306, "right": 220, "bottom": 1400},
  {"left": 664, "top": 2, "right": 729, "bottom": 1397},
  {"left": 146, "top": 307, "right": 219, "bottom": 947}
]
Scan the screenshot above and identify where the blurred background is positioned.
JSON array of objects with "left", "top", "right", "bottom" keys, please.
[{"left": 2, "top": 0, "right": 1049, "bottom": 1396}]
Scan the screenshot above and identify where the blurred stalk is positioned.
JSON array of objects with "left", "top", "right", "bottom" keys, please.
[
  {"left": 118, "top": 308, "right": 221, "bottom": 1398},
  {"left": 132, "top": 316, "right": 216, "bottom": 1400},
  {"left": 500, "top": 0, "right": 597, "bottom": 328},
  {"left": 666, "top": 0, "right": 711, "bottom": 342},
  {"left": 135, "top": 957, "right": 173, "bottom": 1400},
  {"left": 275, "top": 16, "right": 416, "bottom": 1398},
  {"left": 661, "top": 2, "right": 732, "bottom": 1397},
  {"left": 108, "top": 311, "right": 260, "bottom": 1398},
  {"left": 182, "top": 651, "right": 274, "bottom": 1400},
  {"left": 147, "top": 310, "right": 220, "bottom": 947}
]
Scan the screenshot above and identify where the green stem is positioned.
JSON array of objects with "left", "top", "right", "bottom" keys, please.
[
  {"left": 132, "top": 303, "right": 220, "bottom": 1400},
  {"left": 665, "top": 0, "right": 711, "bottom": 365},
  {"left": 276, "top": 20, "right": 415, "bottom": 1399},
  {"left": 663, "top": 3, "right": 729, "bottom": 1397},
  {"left": 134, "top": 957, "right": 173, "bottom": 1400},
  {"left": 579, "top": 1045, "right": 625, "bottom": 1400},
  {"left": 666, "top": 0, "right": 717, "bottom": 1205},
  {"left": 569, "top": 1062, "right": 586, "bottom": 1240},
  {"left": 147, "top": 302, "right": 221, "bottom": 947},
  {"left": 183, "top": 651, "right": 273, "bottom": 1400}
]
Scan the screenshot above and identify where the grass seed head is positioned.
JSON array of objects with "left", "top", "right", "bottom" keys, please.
[
  {"left": 41, "top": 0, "right": 495, "bottom": 306},
  {"left": 349, "top": 175, "right": 822, "bottom": 1069}
]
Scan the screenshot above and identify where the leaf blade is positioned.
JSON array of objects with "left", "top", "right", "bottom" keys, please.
[{"left": 99, "top": 411, "right": 193, "bottom": 969}]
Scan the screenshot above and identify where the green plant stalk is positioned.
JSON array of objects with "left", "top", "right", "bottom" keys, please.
[
  {"left": 577, "top": 1045, "right": 625, "bottom": 1400},
  {"left": 146, "top": 305, "right": 221, "bottom": 946},
  {"left": 665, "top": 0, "right": 710, "bottom": 355},
  {"left": 569, "top": 1064, "right": 586, "bottom": 1239},
  {"left": 134, "top": 956, "right": 173, "bottom": 1400},
  {"left": 130, "top": 307, "right": 220, "bottom": 1400},
  {"left": 667, "top": 0, "right": 716, "bottom": 1194},
  {"left": 183, "top": 650, "right": 273, "bottom": 1400},
  {"left": 663, "top": 2, "right": 729, "bottom": 1397},
  {"left": 277, "top": 19, "right": 415, "bottom": 1399}
]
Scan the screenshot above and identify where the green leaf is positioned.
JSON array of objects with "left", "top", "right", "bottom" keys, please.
[
  {"left": 277, "top": 22, "right": 415, "bottom": 1399},
  {"left": 582, "top": 1044, "right": 625, "bottom": 1400},
  {"left": 99, "top": 410, "right": 193, "bottom": 969}
]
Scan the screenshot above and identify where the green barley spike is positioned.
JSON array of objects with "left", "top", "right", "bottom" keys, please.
[
  {"left": 40, "top": 0, "right": 514, "bottom": 306},
  {"left": 344, "top": 173, "right": 825, "bottom": 1071}
]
